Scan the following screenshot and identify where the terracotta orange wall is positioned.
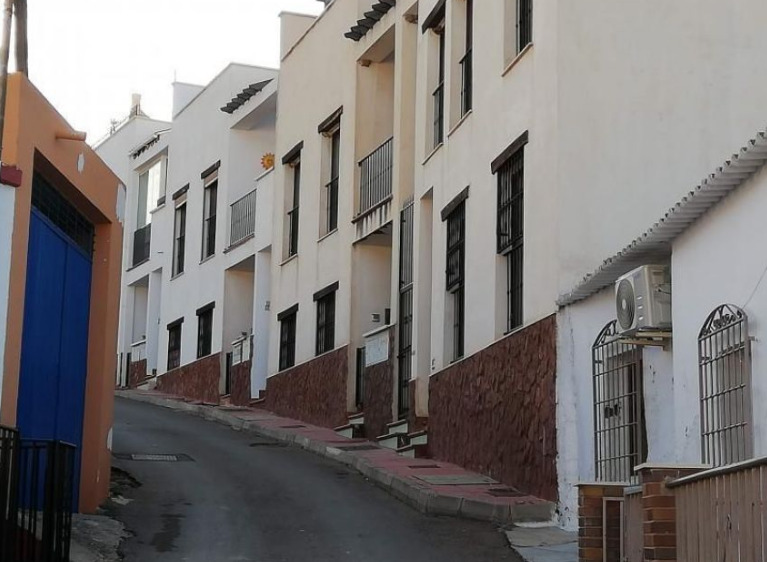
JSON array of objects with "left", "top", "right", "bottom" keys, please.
[{"left": 0, "top": 74, "right": 123, "bottom": 513}]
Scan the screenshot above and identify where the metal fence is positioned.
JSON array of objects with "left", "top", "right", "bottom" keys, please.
[
  {"left": 669, "top": 457, "right": 767, "bottom": 562},
  {"left": 0, "top": 428, "right": 76, "bottom": 562},
  {"left": 229, "top": 188, "right": 257, "bottom": 247},
  {"left": 358, "top": 137, "right": 393, "bottom": 216}
]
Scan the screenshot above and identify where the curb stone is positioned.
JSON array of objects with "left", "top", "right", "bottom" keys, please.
[{"left": 116, "top": 390, "right": 554, "bottom": 527}]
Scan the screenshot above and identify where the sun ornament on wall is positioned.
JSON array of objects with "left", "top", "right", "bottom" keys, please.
[{"left": 261, "top": 153, "right": 275, "bottom": 170}]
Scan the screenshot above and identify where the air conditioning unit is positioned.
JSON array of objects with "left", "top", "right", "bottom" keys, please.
[{"left": 615, "top": 265, "right": 672, "bottom": 334}]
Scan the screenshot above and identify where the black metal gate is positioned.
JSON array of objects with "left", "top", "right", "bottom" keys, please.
[
  {"left": 397, "top": 200, "right": 414, "bottom": 419},
  {"left": 0, "top": 427, "right": 75, "bottom": 562}
]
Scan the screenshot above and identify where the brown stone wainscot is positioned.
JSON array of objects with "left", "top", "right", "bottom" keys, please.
[
  {"left": 156, "top": 353, "right": 221, "bottom": 404},
  {"left": 230, "top": 359, "right": 252, "bottom": 407},
  {"left": 428, "top": 314, "right": 558, "bottom": 501},
  {"left": 128, "top": 358, "right": 147, "bottom": 389},
  {"left": 265, "top": 346, "right": 349, "bottom": 429}
]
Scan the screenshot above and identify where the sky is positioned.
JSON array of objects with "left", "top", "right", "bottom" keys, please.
[{"left": 16, "top": 0, "right": 323, "bottom": 145}]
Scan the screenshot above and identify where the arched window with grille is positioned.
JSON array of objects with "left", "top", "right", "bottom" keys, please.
[
  {"left": 698, "top": 304, "right": 753, "bottom": 467},
  {"left": 592, "top": 321, "right": 647, "bottom": 483}
]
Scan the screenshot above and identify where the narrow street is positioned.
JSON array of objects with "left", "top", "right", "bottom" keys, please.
[{"left": 111, "top": 397, "right": 521, "bottom": 561}]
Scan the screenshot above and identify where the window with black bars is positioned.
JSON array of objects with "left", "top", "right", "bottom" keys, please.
[
  {"left": 315, "top": 291, "right": 336, "bottom": 356},
  {"left": 202, "top": 180, "right": 217, "bottom": 259},
  {"left": 517, "top": 0, "right": 532, "bottom": 53},
  {"left": 326, "top": 130, "right": 340, "bottom": 233},
  {"left": 279, "top": 311, "right": 297, "bottom": 371},
  {"left": 446, "top": 202, "right": 465, "bottom": 361},
  {"left": 433, "top": 23, "right": 446, "bottom": 147},
  {"left": 196, "top": 305, "right": 214, "bottom": 359},
  {"left": 173, "top": 204, "right": 186, "bottom": 276},
  {"left": 497, "top": 148, "right": 524, "bottom": 331},
  {"left": 460, "top": 0, "right": 473, "bottom": 117},
  {"left": 31, "top": 173, "right": 94, "bottom": 256},
  {"left": 167, "top": 321, "right": 182, "bottom": 371},
  {"left": 288, "top": 160, "right": 301, "bottom": 257}
]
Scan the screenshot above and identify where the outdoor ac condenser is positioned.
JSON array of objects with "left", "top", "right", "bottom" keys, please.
[{"left": 615, "top": 265, "right": 672, "bottom": 334}]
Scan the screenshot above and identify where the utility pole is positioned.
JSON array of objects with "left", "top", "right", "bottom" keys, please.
[
  {"left": 14, "top": 0, "right": 26, "bottom": 76},
  {"left": 0, "top": 0, "right": 13, "bottom": 159}
]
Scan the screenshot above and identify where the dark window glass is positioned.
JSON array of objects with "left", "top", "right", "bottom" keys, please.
[
  {"left": 202, "top": 180, "right": 217, "bottom": 259},
  {"left": 326, "top": 131, "right": 340, "bottom": 233},
  {"left": 197, "top": 307, "right": 213, "bottom": 358},
  {"left": 433, "top": 26, "right": 446, "bottom": 147},
  {"left": 279, "top": 312, "right": 297, "bottom": 370},
  {"left": 460, "top": 0, "right": 473, "bottom": 116},
  {"left": 288, "top": 161, "right": 300, "bottom": 257},
  {"left": 173, "top": 204, "right": 186, "bottom": 276},
  {"left": 315, "top": 291, "right": 336, "bottom": 356},
  {"left": 517, "top": 0, "right": 533, "bottom": 52},
  {"left": 167, "top": 322, "right": 182, "bottom": 370}
]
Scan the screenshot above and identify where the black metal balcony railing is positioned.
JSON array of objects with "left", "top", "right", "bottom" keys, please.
[
  {"left": 358, "top": 137, "right": 393, "bottom": 216},
  {"left": 0, "top": 427, "right": 76, "bottom": 562},
  {"left": 460, "top": 49, "right": 473, "bottom": 117},
  {"left": 433, "top": 83, "right": 444, "bottom": 147},
  {"left": 132, "top": 223, "right": 151, "bottom": 267},
  {"left": 229, "top": 188, "right": 257, "bottom": 247}
]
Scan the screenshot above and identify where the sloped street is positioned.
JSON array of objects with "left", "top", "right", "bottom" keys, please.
[{"left": 111, "top": 397, "right": 520, "bottom": 561}]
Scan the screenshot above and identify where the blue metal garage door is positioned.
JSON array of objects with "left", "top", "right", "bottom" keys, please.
[{"left": 17, "top": 175, "right": 94, "bottom": 510}]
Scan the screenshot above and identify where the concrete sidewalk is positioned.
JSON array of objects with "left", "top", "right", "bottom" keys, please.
[{"left": 116, "top": 389, "right": 554, "bottom": 526}]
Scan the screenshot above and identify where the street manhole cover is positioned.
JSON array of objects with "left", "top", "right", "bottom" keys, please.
[
  {"left": 248, "top": 440, "right": 286, "bottom": 447},
  {"left": 113, "top": 453, "right": 193, "bottom": 462},
  {"left": 487, "top": 487, "right": 524, "bottom": 497},
  {"left": 335, "top": 444, "right": 378, "bottom": 451},
  {"left": 414, "top": 474, "right": 498, "bottom": 486}
]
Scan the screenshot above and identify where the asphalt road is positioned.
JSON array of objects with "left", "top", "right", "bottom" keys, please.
[{"left": 111, "top": 397, "right": 521, "bottom": 562}]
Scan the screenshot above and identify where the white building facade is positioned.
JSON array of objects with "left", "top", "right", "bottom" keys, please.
[{"left": 97, "top": 63, "right": 278, "bottom": 406}]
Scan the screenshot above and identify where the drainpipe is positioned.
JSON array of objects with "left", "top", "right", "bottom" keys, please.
[
  {"left": 13, "top": 0, "right": 26, "bottom": 77},
  {"left": 0, "top": 0, "right": 14, "bottom": 160}
]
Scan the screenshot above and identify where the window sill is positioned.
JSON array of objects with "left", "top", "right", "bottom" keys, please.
[
  {"left": 422, "top": 142, "right": 444, "bottom": 166},
  {"left": 317, "top": 229, "right": 338, "bottom": 244},
  {"left": 199, "top": 254, "right": 215, "bottom": 266},
  {"left": 127, "top": 258, "right": 150, "bottom": 272},
  {"left": 280, "top": 253, "right": 298, "bottom": 267},
  {"left": 224, "top": 233, "right": 255, "bottom": 253},
  {"left": 502, "top": 42, "right": 534, "bottom": 77},
  {"left": 447, "top": 110, "right": 472, "bottom": 139},
  {"left": 150, "top": 203, "right": 166, "bottom": 215},
  {"left": 170, "top": 271, "right": 185, "bottom": 281}
]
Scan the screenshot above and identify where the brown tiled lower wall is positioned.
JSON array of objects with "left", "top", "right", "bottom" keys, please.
[
  {"left": 128, "top": 359, "right": 147, "bottom": 389},
  {"left": 428, "top": 314, "right": 558, "bottom": 501},
  {"left": 156, "top": 353, "right": 221, "bottom": 404},
  {"left": 363, "top": 331, "right": 394, "bottom": 439},
  {"left": 230, "top": 360, "right": 252, "bottom": 407},
  {"left": 265, "top": 346, "right": 349, "bottom": 429}
]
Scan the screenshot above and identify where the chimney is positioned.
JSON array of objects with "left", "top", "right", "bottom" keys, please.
[{"left": 130, "top": 93, "right": 142, "bottom": 117}]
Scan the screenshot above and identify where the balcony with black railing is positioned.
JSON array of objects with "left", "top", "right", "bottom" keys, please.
[
  {"left": 132, "top": 223, "right": 151, "bottom": 267},
  {"left": 354, "top": 137, "right": 394, "bottom": 241},
  {"left": 229, "top": 188, "right": 257, "bottom": 247}
]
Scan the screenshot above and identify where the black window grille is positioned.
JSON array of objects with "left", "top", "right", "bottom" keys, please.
[
  {"left": 355, "top": 347, "right": 366, "bottom": 410},
  {"left": 446, "top": 202, "right": 465, "bottom": 361},
  {"left": 132, "top": 224, "right": 151, "bottom": 267},
  {"left": 517, "top": 0, "right": 532, "bottom": 53},
  {"left": 433, "top": 25, "right": 446, "bottom": 147},
  {"left": 398, "top": 200, "right": 415, "bottom": 418},
  {"left": 173, "top": 204, "right": 186, "bottom": 276},
  {"left": 196, "top": 304, "right": 214, "bottom": 359},
  {"left": 31, "top": 173, "right": 94, "bottom": 256},
  {"left": 497, "top": 147, "right": 524, "bottom": 331},
  {"left": 202, "top": 180, "right": 217, "bottom": 259},
  {"left": 167, "top": 320, "right": 182, "bottom": 371},
  {"left": 326, "top": 130, "right": 340, "bottom": 233},
  {"left": 279, "top": 310, "right": 297, "bottom": 371},
  {"left": 315, "top": 291, "right": 336, "bottom": 356},
  {"left": 460, "top": 0, "right": 473, "bottom": 117},
  {"left": 288, "top": 161, "right": 301, "bottom": 257}
]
